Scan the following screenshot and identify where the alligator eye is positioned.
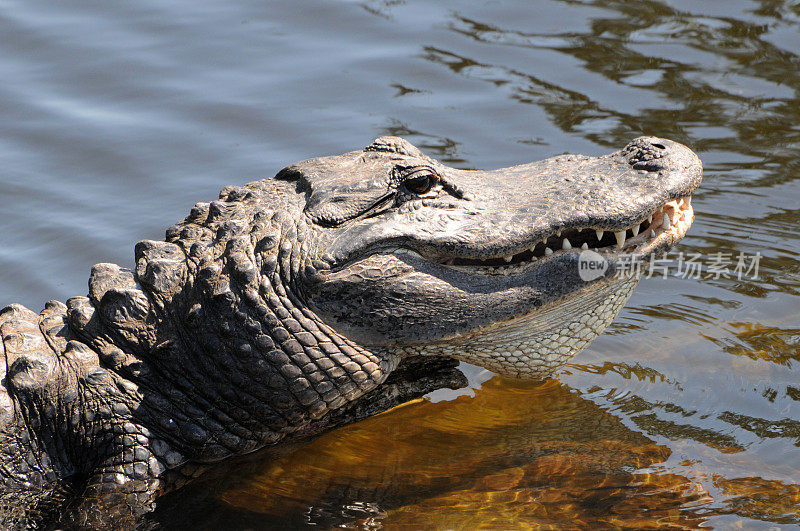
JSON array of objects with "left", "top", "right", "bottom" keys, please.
[{"left": 403, "top": 174, "right": 436, "bottom": 195}]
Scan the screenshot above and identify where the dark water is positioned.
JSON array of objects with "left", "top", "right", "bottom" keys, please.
[{"left": 2, "top": 0, "right": 800, "bottom": 528}]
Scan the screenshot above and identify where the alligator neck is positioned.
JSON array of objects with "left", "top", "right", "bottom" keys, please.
[{"left": 65, "top": 181, "right": 398, "bottom": 461}]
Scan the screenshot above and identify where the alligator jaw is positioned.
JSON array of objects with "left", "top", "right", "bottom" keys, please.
[
  {"left": 374, "top": 194, "right": 696, "bottom": 379},
  {"left": 414, "top": 195, "right": 695, "bottom": 276}
]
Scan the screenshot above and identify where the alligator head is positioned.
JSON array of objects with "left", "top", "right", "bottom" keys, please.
[{"left": 288, "top": 136, "right": 702, "bottom": 378}]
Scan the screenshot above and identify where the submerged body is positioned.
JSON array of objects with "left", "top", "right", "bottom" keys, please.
[{"left": 0, "top": 136, "right": 701, "bottom": 527}]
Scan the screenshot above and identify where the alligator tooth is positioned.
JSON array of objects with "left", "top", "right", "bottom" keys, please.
[
  {"left": 556, "top": 230, "right": 562, "bottom": 238},
  {"left": 631, "top": 224, "right": 640, "bottom": 237},
  {"left": 562, "top": 238, "right": 571, "bottom": 250},
  {"left": 595, "top": 229, "right": 604, "bottom": 241},
  {"left": 685, "top": 196, "right": 692, "bottom": 208},
  {"left": 614, "top": 231, "right": 626, "bottom": 248},
  {"left": 650, "top": 229, "right": 656, "bottom": 238},
  {"left": 581, "top": 242, "right": 589, "bottom": 250},
  {"left": 545, "top": 247, "right": 553, "bottom": 256},
  {"left": 648, "top": 214, "right": 653, "bottom": 224},
  {"left": 663, "top": 213, "right": 671, "bottom": 230},
  {"left": 504, "top": 255, "right": 513, "bottom": 263}
]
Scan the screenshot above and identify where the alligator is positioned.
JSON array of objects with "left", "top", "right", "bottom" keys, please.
[{"left": 0, "top": 136, "right": 701, "bottom": 528}]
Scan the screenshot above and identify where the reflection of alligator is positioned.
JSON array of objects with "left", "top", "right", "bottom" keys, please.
[
  {"left": 0, "top": 136, "right": 701, "bottom": 527},
  {"left": 149, "top": 377, "right": 710, "bottom": 529}
]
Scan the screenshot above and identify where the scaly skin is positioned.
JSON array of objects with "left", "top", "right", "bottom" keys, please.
[{"left": 0, "top": 136, "right": 701, "bottom": 527}]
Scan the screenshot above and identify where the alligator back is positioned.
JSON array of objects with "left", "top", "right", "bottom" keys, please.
[{"left": 0, "top": 303, "right": 82, "bottom": 526}]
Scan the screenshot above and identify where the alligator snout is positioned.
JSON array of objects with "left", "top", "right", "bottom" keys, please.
[{"left": 623, "top": 136, "right": 702, "bottom": 174}]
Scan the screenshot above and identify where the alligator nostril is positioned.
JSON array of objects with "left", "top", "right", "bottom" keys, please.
[{"left": 652, "top": 143, "right": 666, "bottom": 150}]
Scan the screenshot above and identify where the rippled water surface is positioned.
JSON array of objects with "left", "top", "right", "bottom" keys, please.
[{"left": 2, "top": 0, "right": 800, "bottom": 528}]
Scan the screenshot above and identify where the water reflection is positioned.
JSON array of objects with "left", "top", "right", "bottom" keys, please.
[
  {"left": 711, "top": 322, "right": 800, "bottom": 365},
  {"left": 198, "top": 378, "right": 708, "bottom": 529}
]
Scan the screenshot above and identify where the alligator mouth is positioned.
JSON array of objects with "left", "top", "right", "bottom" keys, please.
[{"left": 422, "top": 195, "right": 695, "bottom": 274}]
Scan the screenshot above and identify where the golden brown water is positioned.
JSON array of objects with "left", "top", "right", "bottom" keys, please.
[
  {"left": 1, "top": 0, "right": 799, "bottom": 528},
  {"left": 221, "top": 378, "right": 704, "bottom": 529}
]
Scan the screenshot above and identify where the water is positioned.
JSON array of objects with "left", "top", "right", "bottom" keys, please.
[{"left": 1, "top": 0, "right": 799, "bottom": 527}]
